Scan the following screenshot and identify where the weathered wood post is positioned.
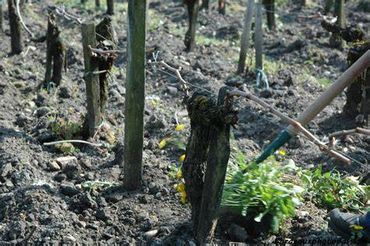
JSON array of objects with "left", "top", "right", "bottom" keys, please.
[
  {"left": 0, "top": 1, "right": 3, "bottom": 32},
  {"left": 196, "top": 86, "right": 236, "bottom": 243},
  {"left": 123, "top": 0, "right": 147, "bottom": 190},
  {"left": 82, "top": 22, "right": 102, "bottom": 138},
  {"left": 44, "top": 12, "right": 65, "bottom": 88},
  {"left": 237, "top": 0, "right": 254, "bottom": 74},
  {"left": 263, "top": 0, "right": 275, "bottom": 31},
  {"left": 330, "top": 0, "right": 345, "bottom": 48},
  {"left": 106, "top": 0, "right": 114, "bottom": 15},
  {"left": 200, "top": 0, "right": 209, "bottom": 10},
  {"left": 184, "top": 0, "right": 200, "bottom": 52},
  {"left": 324, "top": 0, "right": 333, "bottom": 13},
  {"left": 255, "top": 0, "right": 263, "bottom": 70},
  {"left": 7, "top": 0, "right": 22, "bottom": 54},
  {"left": 218, "top": 0, "right": 226, "bottom": 15}
]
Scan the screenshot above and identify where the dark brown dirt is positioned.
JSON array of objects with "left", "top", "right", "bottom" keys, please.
[{"left": 0, "top": 0, "right": 369, "bottom": 244}]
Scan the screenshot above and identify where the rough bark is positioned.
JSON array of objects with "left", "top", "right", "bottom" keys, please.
[
  {"left": 237, "top": 0, "right": 254, "bottom": 74},
  {"left": 7, "top": 0, "right": 22, "bottom": 54},
  {"left": 184, "top": 0, "right": 199, "bottom": 52},
  {"left": 106, "top": 0, "right": 114, "bottom": 15},
  {"left": 182, "top": 88, "right": 238, "bottom": 242},
  {"left": 81, "top": 23, "right": 101, "bottom": 138},
  {"left": 196, "top": 86, "right": 236, "bottom": 243},
  {"left": 344, "top": 42, "right": 370, "bottom": 119},
  {"left": 182, "top": 91, "right": 215, "bottom": 233},
  {"left": 96, "top": 16, "right": 117, "bottom": 114},
  {"left": 123, "top": 0, "right": 146, "bottom": 190}
]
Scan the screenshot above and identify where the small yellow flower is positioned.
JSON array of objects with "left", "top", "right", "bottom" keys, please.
[
  {"left": 159, "top": 138, "right": 168, "bottom": 149},
  {"left": 277, "top": 149, "right": 286, "bottom": 156},
  {"left": 179, "top": 154, "right": 186, "bottom": 162},
  {"left": 176, "top": 182, "right": 186, "bottom": 193},
  {"left": 174, "top": 182, "right": 187, "bottom": 204},
  {"left": 350, "top": 225, "right": 364, "bottom": 231},
  {"left": 176, "top": 169, "right": 183, "bottom": 179},
  {"left": 180, "top": 191, "right": 187, "bottom": 204},
  {"left": 175, "top": 124, "right": 185, "bottom": 131}
]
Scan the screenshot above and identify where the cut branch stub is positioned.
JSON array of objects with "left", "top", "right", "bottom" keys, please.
[{"left": 95, "top": 16, "right": 117, "bottom": 114}]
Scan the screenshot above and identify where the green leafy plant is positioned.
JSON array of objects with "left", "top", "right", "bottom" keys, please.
[
  {"left": 222, "top": 156, "right": 304, "bottom": 233},
  {"left": 299, "top": 167, "right": 368, "bottom": 212},
  {"left": 49, "top": 116, "right": 82, "bottom": 140}
]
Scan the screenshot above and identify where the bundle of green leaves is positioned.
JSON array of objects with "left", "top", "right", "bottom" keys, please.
[
  {"left": 299, "top": 167, "right": 369, "bottom": 212},
  {"left": 221, "top": 155, "right": 304, "bottom": 232}
]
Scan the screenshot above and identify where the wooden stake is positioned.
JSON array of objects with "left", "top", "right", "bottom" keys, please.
[
  {"left": 237, "top": 0, "right": 254, "bottom": 74},
  {"left": 123, "top": 0, "right": 147, "bottom": 190},
  {"left": 263, "top": 0, "right": 275, "bottom": 30},
  {"left": 7, "top": 0, "right": 22, "bottom": 54},
  {"left": 184, "top": 0, "right": 200, "bottom": 52},
  {"left": 106, "top": 0, "right": 114, "bottom": 15},
  {"left": 82, "top": 23, "right": 101, "bottom": 138},
  {"left": 0, "top": 1, "right": 3, "bottom": 32},
  {"left": 255, "top": 1, "right": 263, "bottom": 70}
]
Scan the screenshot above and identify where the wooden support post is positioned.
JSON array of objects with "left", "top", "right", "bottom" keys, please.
[
  {"left": 106, "top": 0, "right": 114, "bottom": 15},
  {"left": 44, "top": 12, "right": 65, "bottom": 87},
  {"left": 218, "top": 0, "right": 225, "bottom": 15},
  {"left": 237, "top": 0, "right": 254, "bottom": 74},
  {"left": 82, "top": 23, "right": 102, "bottom": 138},
  {"left": 123, "top": 0, "right": 146, "bottom": 190},
  {"left": 324, "top": 0, "right": 333, "bottom": 13},
  {"left": 7, "top": 0, "right": 22, "bottom": 54},
  {"left": 196, "top": 87, "right": 235, "bottom": 243},
  {"left": 200, "top": 0, "right": 209, "bottom": 10},
  {"left": 0, "top": 1, "right": 3, "bottom": 32},
  {"left": 184, "top": 0, "right": 200, "bottom": 52},
  {"left": 255, "top": 1, "right": 263, "bottom": 70},
  {"left": 263, "top": 0, "right": 275, "bottom": 31}
]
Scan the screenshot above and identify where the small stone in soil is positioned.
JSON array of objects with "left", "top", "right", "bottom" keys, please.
[
  {"left": 48, "top": 161, "right": 61, "bottom": 171},
  {"left": 60, "top": 183, "right": 80, "bottom": 196},
  {"left": 144, "top": 229, "right": 159, "bottom": 239},
  {"left": 227, "top": 223, "right": 249, "bottom": 242}
]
